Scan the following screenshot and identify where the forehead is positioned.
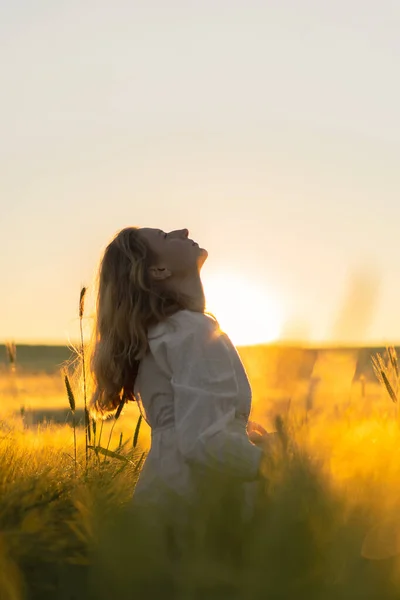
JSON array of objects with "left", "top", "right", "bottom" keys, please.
[
  {"left": 138, "top": 228, "right": 164, "bottom": 251},
  {"left": 139, "top": 227, "right": 162, "bottom": 239}
]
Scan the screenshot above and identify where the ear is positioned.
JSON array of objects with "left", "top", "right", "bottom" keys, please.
[{"left": 148, "top": 266, "right": 172, "bottom": 281}]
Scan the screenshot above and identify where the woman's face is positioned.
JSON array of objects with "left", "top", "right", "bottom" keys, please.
[{"left": 138, "top": 228, "right": 208, "bottom": 275}]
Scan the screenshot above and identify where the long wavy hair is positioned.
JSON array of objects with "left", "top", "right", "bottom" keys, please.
[{"left": 83, "top": 226, "right": 212, "bottom": 418}]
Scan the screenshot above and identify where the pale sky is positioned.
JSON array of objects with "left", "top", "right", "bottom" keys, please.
[{"left": 2, "top": 0, "right": 400, "bottom": 345}]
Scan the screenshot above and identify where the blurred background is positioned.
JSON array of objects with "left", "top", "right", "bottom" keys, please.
[{"left": 1, "top": 0, "right": 399, "bottom": 347}]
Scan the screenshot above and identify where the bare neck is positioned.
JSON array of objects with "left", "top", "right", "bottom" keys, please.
[{"left": 172, "top": 271, "right": 206, "bottom": 312}]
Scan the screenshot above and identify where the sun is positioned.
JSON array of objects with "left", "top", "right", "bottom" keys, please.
[{"left": 202, "top": 271, "right": 282, "bottom": 346}]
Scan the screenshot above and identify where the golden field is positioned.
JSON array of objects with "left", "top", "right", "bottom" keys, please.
[{"left": 1, "top": 343, "right": 400, "bottom": 599}]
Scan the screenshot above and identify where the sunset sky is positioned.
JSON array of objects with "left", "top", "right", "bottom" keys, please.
[{"left": 2, "top": 1, "right": 400, "bottom": 346}]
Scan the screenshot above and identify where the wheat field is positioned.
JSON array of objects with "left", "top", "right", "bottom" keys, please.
[{"left": 1, "top": 343, "right": 400, "bottom": 599}]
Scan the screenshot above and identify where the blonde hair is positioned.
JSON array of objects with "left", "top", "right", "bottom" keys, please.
[{"left": 84, "top": 226, "right": 209, "bottom": 418}]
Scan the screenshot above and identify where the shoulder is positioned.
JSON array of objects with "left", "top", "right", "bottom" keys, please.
[
  {"left": 145, "top": 310, "right": 232, "bottom": 377},
  {"left": 147, "top": 310, "right": 220, "bottom": 342}
]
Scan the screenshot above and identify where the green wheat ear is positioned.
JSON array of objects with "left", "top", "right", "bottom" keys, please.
[
  {"left": 64, "top": 372, "right": 76, "bottom": 412},
  {"left": 381, "top": 371, "right": 397, "bottom": 403},
  {"left": 372, "top": 351, "right": 399, "bottom": 404},
  {"left": 79, "top": 286, "right": 87, "bottom": 318},
  {"left": 389, "top": 346, "right": 399, "bottom": 377},
  {"left": 114, "top": 398, "right": 125, "bottom": 421},
  {"left": 133, "top": 415, "right": 142, "bottom": 448}
]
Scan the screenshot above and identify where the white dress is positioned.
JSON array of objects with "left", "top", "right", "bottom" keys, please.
[{"left": 133, "top": 309, "right": 263, "bottom": 512}]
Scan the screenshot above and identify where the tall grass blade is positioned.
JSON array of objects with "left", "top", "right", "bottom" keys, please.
[
  {"left": 88, "top": 446, "right": 132, "bottom": 463},
  {"left": 103, "top": 399, "right": 125, "bottom": 464},
  {"left": 133, "top": 415, "right": 142, "bottom": 448},
  {"left": 134, "top": 451, "right": 145, "bottom": 473},
  {"left": 92, "top": 419, "right": 97, "bottom": 449}
]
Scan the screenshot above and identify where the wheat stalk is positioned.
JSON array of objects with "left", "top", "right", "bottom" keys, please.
[
  {"left": 78, "top": 286, "right": 90, "bottom": 471},
  {"left": 104, "top": 398, "right": 125, "bottom": 464},
  {"left": 372, "top": 347, "right": 400, "bottom": 419},
  {"left": 64, "top": 371, "right": 77, "bottom": 476}
]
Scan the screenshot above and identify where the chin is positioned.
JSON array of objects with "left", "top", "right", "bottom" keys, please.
[{"left": 197, "top": 248, "right": 208, "bottom": 267}]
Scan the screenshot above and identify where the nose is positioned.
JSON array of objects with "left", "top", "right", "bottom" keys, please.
[{"left": 170, "top": 229, "right": 189, "bottom": 238}]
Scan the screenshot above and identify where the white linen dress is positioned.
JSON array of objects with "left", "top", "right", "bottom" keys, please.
[{"left": 133, "top": 309, "right": 263, "bottom": 512}]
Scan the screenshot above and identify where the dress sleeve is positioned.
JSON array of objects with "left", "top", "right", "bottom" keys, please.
[{"left": 149, "top": 313, "right": 263, "bottom": 481}]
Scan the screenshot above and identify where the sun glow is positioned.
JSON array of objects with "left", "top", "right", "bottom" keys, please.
[{"left": 203, "top": 272, "right": 282, "bottom": 346}]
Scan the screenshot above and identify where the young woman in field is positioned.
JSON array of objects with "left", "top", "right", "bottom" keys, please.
[{"left": 88, "top": 226, "right": 274, "bottom": 513}]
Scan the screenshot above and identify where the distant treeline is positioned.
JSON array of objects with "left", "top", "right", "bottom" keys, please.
[
  {"left": 0, "top": 343, "right": 393, "bottom": 382},
  {"left": 0, "top": 344, "right": 74, "bottom": 373}
]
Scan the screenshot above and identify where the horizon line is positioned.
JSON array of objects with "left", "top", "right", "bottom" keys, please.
[{"left": 2, "top": 339, "right": 400, "bottom": 349}]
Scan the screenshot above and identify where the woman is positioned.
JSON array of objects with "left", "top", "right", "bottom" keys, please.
[{"left": 88, "top": 226, "right": 272, "bottom": 514}]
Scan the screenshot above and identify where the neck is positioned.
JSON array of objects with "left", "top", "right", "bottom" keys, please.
[{"left": 171, "top": 271, "right": 206, "bottom": 312}]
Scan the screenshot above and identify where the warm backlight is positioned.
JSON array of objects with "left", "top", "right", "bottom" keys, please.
[{"left": 203, "top": 272, "right": 282, "bottom": 346}]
